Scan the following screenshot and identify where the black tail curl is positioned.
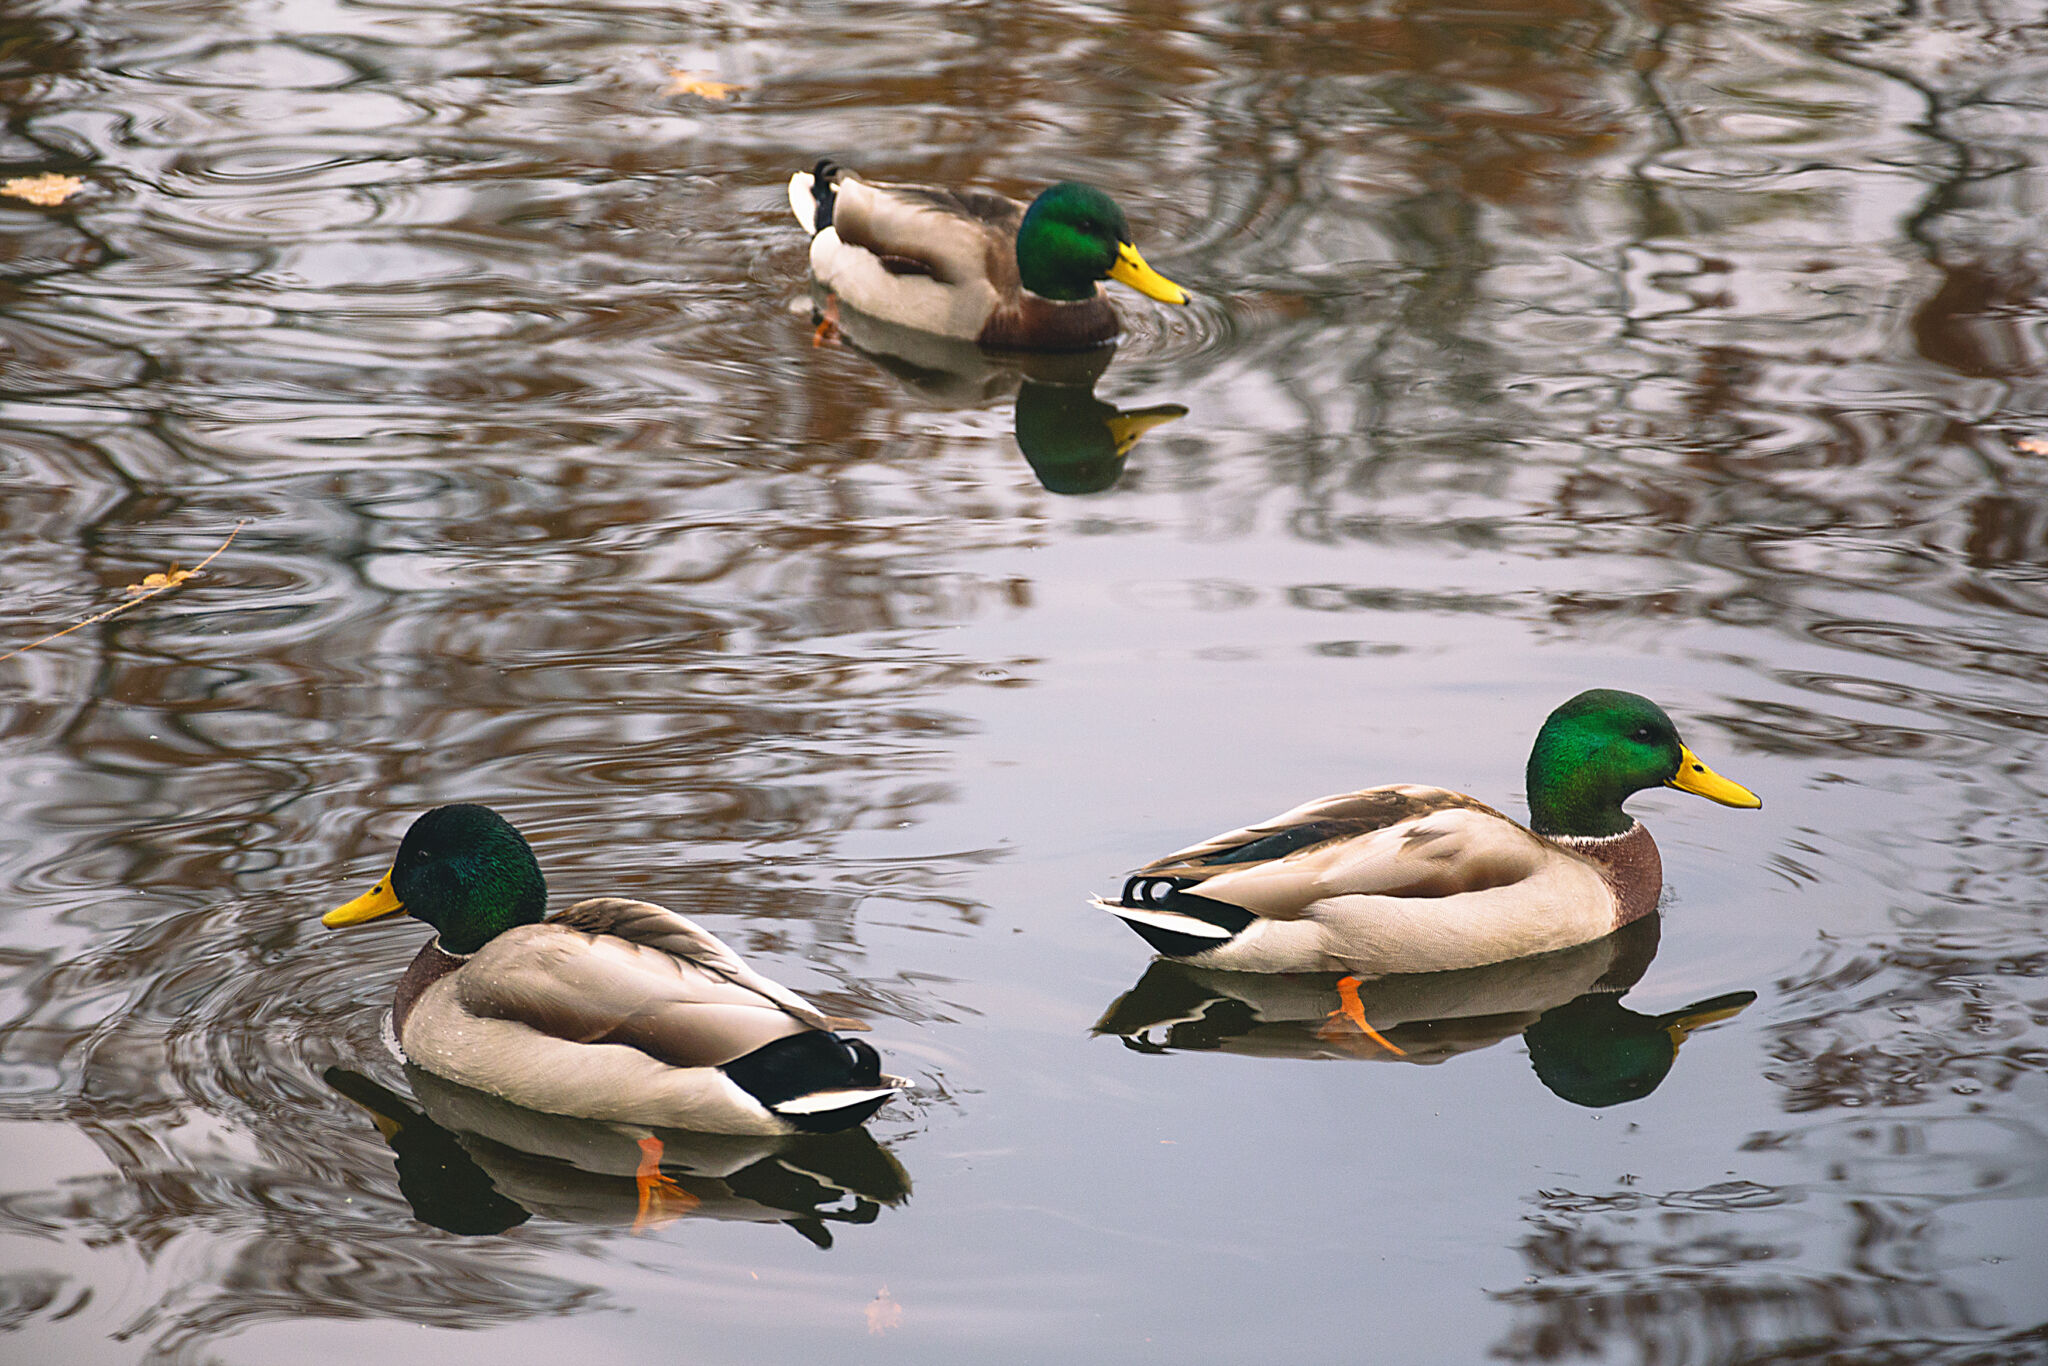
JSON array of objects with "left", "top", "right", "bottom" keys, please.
[
  {"left": 1109, "top": 878, "right": 1256, "bottom": 959},
  {"left": 1121, "top": 874, "right": 1187, "bottom": 907},
  {"left": 807, "top": 157, "right": 841, "bottom": 231},
  {"left": 1118, "top": 877, "right": 1254, "bottom": 933},
  {"left": 723, "top": 1029, "right": 880, "bottom": 1109}
]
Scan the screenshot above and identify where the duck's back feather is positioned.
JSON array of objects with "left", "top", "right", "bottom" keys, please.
[
  {"left": 1126, "top": 785, "right": 1531, "bottom": 918},
  {"left": 454, "top": 898, "right": 829, "bottom": 1068},
  {"left": 1101, "top": 786, "right": 1637, "bottom": 974},
  {"left": 821, "top": 175, "right": 1020, "bottom": 290},
  {"left": 396, "top": 899, "right": 895, "bottom": 1131},
  {"left": 553, "top": 898, "right": 833, "bottom": 1025}
]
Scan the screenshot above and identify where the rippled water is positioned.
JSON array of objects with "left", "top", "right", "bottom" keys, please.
[{"left": 2, "top": 0, "right": 2045, "bottom": 1361}]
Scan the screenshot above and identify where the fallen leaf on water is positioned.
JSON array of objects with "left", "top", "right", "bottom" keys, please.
[
  {"left": 2017, "top": 436, "right": 2048, "bottom": 456},
  {"left": 664, "top": 70, "right": 741, "bottom": 100},
  {"left": 2, "top": 173, "right": 83, "bottom": 207},
  {"left": 865, "top": 1285, "right": 903, "bottom": 1336},
  {"left": 1, "top": 520, "right": 247, "bottom": 662},
  {"left": 126, "top": 567, "right": 196, "bottom": 594}
]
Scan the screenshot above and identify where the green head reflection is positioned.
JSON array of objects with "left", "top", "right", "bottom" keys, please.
[
  {"left": 1523, "top": 989, "right": 1758, "bottom": 1108},
  {"left": 801, "top": 293, "right": 1186, "bottom": 495},
  {"left": 1013, "top": 379, "right": 1187, "bottom": 494}
]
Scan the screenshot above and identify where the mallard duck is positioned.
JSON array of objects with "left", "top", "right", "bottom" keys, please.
[
  {"left": 1094, "top": 690, "right": 1761, "bottom": 975},
  {"left": 787, "top": 159, "right": 1188, "bottom": 350},
  {"left": 322, "top": 804, "right": 903, "bottom": 1138}
]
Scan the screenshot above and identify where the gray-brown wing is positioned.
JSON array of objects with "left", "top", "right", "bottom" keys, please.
[
  {"left": 892, "top": 183, "right": 1024, "bottom": 230},
  {"left": 455, "top": 899, "right": 831, "bottom": 1068},
  {"left": 830, "top": 176, "right": 1025, "bottom": 287},
  {"left": 1178, "top": 803, "right": 1554, "bottom": 918},
  {"left": 1133, "top": 785, "right": 1506, "bottom": 881}
]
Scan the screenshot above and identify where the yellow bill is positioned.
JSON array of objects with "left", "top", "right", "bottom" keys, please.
[
  {"left": 1108, "top": 242, "right": 1188, "bottom": 305},
  {"left": 1666, "top": 746, "right": 1761, "bottom": 808},
  {"left": 1103, "top": 403, "right": 1188, "bottom": 457},
  {"left": 324, "top": 866, "right": 405, "bottom": 927},
  {"left": 1665, "top": 990, "right": 1758, "bottom": 1049}
]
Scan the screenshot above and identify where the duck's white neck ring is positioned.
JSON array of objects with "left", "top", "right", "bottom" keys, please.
[
  {"left": 1550, "top": 819, "right": 1646, "bottom": 850},
  {"left": 427, "top": 935, "right": 476, "bottom": 962}
]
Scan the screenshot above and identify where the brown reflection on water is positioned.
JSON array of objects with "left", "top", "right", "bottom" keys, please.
[
  {"left": 1494, "top": 1103, "right": 2046, "bottom": 1362},
  {"left": 2, "top": 0, "right": 2046, "bottom": 1359},
  {"left": 1495, "top": 1177, "right": 2006, "bottom": 1363}
]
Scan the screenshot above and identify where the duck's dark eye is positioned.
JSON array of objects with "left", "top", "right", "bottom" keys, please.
[{"left": 1631, "top": 726, "right": 1656, "bottom": 743}]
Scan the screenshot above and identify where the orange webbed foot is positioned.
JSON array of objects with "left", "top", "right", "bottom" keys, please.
[
  {"left": 812, "top": 295, "right": 841, "bottom": 347},
  {"left": 1319, "top": 975, "right": 1407, "bottom": 1056},
  {"left": 632, "top": 1135, "right": 701, "bottom": 1233}
]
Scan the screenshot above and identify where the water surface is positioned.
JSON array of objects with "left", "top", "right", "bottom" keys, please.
[{"left": 2, "top": 0, "right": 2045, "bottom": 1361}]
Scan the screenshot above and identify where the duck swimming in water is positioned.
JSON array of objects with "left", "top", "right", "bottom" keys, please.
[
  {"left": 322, "top": 804, "right": 902, "bottom": 1137},
  {"left": 788, "top": 160, "right": 1188, "bottom": 350},
  {"left": 1094, "top": 690, "right": 1761, "bottom": 975}
]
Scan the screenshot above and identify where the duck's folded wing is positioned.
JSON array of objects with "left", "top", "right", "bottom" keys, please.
[
  {"left": 1133, "top": 789, "right": 1545, "bottom": 920},
  {"left": 1133, "top": 785, "right": 1499, "bottom": 874},
  {"left": 829, "top": 177, "right": 1024, "bottom": 284},
  {"left": 456, "top": 899, "right": 833, "bottom": 1067}
]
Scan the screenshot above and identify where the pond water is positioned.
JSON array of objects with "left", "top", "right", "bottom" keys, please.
[{"left": 3, "top": 0, "right": 2045, "bottom": 1361}]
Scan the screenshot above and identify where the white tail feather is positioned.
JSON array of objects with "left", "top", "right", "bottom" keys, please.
[
  {"left": 1089, "top": 896, "right": 1233, "bottom": 939},
  {"left": 788, "top": 171, "right": 818, "bottom": 234},
  {"left": 771, "top": 1083, "right": 902, "bottom": 1116}
]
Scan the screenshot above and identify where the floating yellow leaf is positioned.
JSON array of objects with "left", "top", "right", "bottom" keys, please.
[
  {"left": 2017, "top": 436, "right": 2048, "bottom": 456},
  {"left": 126, "top": 567, "right": 196, "bottom": 595},
  {"left": 664, "top": 70, "right": 741, "bottom": 100},
  {"left": 2, "top": 173, "right": 83, "bottom": 207},
  {"left": 865, "top": 1285, "right": 903, "bottom": 1336},
  {"left": 1, "top": 521, "right": 246, "bottom": 662}
]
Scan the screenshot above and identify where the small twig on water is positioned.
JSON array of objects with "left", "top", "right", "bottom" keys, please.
[{"left": 1, "top": 519, "right": 249, "bottom": 662}]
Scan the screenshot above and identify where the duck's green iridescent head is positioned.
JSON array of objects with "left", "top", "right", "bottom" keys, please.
[
  {"left": 323, "top": 804, "right": 548, "bottom": 955},
  {"left": 1015, "top": 181, "right": 1188, "bottom": 306},
  {"left": 1525, "top": 690, "right": 1759, "bottom": 838}
]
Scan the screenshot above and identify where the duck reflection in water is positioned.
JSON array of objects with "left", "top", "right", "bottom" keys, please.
[
  {"left": 326, "top": 1066, "right": 912, "bottom": 1244},
  {"left": 805, "top": 296, "right": 1185, "bottom": 494},
  {"left": 1094, "top": 916, "right": 1755, "bottom": 1107}
]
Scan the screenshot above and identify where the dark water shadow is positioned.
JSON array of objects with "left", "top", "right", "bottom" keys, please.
[
  {"left": 807, "top": 294, "right": 1186, "bottom": 494},
  {"left": 325, "top": 1065, "right": 911, "bottom": 1247},
  {"left": 1095, "top": 916, "right": 1755, "bottom": 1108}
]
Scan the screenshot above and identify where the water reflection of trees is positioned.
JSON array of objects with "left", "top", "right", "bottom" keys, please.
[
  {"left": 1490, "top": 776, "right": 2047, "bottom": 1361},
  {"left": 1494, "top": 1214, "right": 2004, "bottom": 1364},
  {"left": 1492, "top": 1104, "right": 2046, "bottom": 1364},
  {"left": 2, "top": 0, "right": 2044, "bottom": 1359},
  {"left": 1769, "top": 939, "right": 2047, "bottom": 1113}
]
